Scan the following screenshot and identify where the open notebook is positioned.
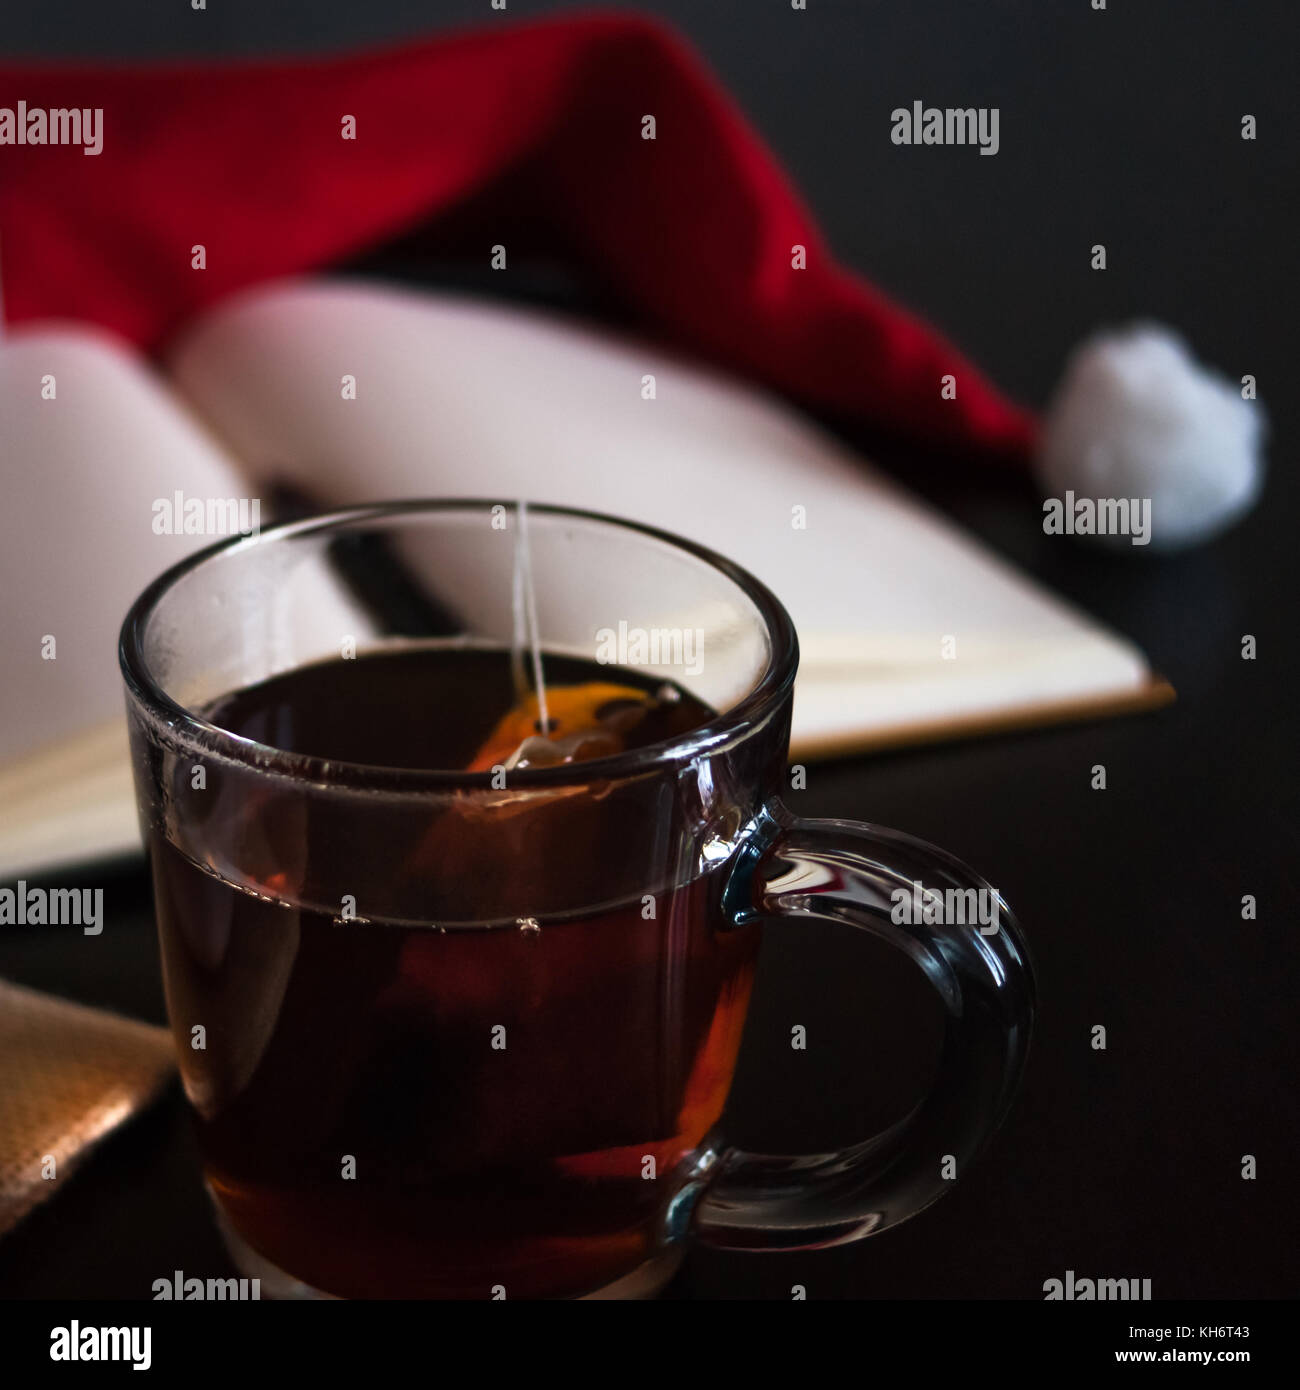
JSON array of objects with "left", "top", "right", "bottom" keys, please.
[{"left": 0, "top": 278, "right": 1171, "bottom": 879}]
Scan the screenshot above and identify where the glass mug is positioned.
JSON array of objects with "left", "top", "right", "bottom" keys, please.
[{"left": 120, "top": 500, "right": 1034, "bottom": 1300}]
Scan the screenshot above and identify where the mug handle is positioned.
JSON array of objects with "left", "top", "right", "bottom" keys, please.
[{"left": 692, "top": 803, "right": 1035, "bottom": 1250}]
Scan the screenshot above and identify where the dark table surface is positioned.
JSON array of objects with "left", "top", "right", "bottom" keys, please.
[{"left": 1, "top": 0, "right": 1296, "bottom": 1301}]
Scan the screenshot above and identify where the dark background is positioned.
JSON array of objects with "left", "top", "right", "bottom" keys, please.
[{"left": 1, "top": 1, "right": 1296, "bottom": 1300}]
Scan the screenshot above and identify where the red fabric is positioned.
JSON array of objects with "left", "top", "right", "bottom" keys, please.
[{"left": 0, "top": 14, "right": 1036, "bottom": 458}]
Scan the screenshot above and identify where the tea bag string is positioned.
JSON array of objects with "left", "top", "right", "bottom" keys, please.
[{"left": 511, "top": 499, "right": 550, "bottom": 735}]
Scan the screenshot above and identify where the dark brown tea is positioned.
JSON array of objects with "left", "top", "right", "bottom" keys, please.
[{"left": 148, "top": 647, "right": 760, "bottom": 1299}]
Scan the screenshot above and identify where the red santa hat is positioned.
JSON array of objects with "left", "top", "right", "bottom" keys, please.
[{"left": 0, "top": 13, "right": 1261, "bottom": 548}]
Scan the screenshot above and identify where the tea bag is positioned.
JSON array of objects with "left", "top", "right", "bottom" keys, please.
[
  {"left": 482, "top": 498, "right": 665, "bottom": 771},
  {"left": 407, "top": 503, "right": 684, "bottom": 889},
  {"left": 466, "top": 681, "right": 663, "bottom": 771}
]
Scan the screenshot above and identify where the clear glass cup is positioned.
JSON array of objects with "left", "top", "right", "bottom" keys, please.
[{"left": 120, "top": 500, "right": 1034, "bottom": 1299}]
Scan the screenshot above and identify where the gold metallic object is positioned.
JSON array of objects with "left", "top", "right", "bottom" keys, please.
[{"left": 0, "top": 979, "right": 174, "bottom": 1236}]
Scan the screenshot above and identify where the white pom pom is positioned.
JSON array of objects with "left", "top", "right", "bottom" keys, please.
[{"left": 1036, "top": 323, "right": 1265, "bottom": 551}]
